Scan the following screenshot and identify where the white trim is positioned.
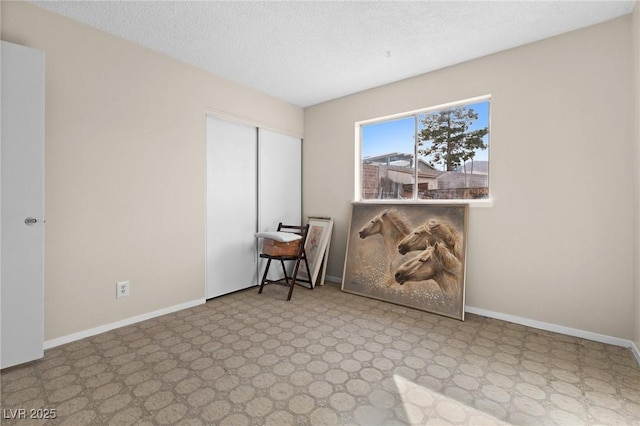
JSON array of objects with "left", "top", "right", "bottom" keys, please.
[
  {"left": 631, "top": 341, "right": 640, "bottom": 365},
  {"left": 354, "top": 122, "right": 363, "bottom": 201},
  {"left": 351, "top": 199, "right": 495, "bottom": 208},
  {"left": 355, "top": 94, "right": 492, "bottom": 126},
  {"left": 43, "top": 298, "right": 205, "bottom": 350},
  {"left": 204, "top": 109, "right": 302, "bottom": 140},
  {"left": 324, "top": 274, "right": 342, "bottom": 284},
  {"left": 465, "top": 305, "right": 636, "bottom": 350}
]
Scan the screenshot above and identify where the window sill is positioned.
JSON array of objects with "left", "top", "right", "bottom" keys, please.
[{"left": 352, "top": 198, "right": 495, "bottom": 208}]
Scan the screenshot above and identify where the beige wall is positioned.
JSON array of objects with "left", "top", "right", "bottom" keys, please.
[
  {"left": 3, "top": 1, "right": 637, "bottom": 344},
  {"left": 1, "top": 1, "right": 303, "bottom": 341},
  {"left": 304, "top": 17, "right": 634, "bottom": 339},
  {"left": 633, "top": 1, "right": 640, "bottom": 351}
]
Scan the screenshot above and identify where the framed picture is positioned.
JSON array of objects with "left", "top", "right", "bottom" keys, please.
[
  {"left": 342, "top": 203, "right": 468, "bottom": 320},
  {"left": 297, "top": 217, "right": 333, "bottom": 288}
]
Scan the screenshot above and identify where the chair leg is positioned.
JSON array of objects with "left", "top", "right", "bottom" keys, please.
[
  {"left": 258, "top": 259, "right": 272, "bottom": 294},
  {"left": 280, "top": 260, "right": 289, "bottom": 285},
  {"left": 287, "top": 259, "right": 302, "bottom": 301}
]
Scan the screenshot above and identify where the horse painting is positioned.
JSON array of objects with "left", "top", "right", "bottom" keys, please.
[
  {"left": 394, "top": 243, "right": 462, "bottom": 297},
  {"left": 343, "top": 203, "right": 468, "bottom": 320}
]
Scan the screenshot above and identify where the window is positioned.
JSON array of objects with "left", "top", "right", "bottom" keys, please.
[{"left": 358, "top": 96, "right": 490, "bottom": 201}]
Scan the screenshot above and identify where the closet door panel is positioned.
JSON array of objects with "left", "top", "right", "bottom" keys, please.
[
  {"left": 258, "top": 129, "right": 301, "bottom": 232},
  {"left": 258, "top": 129, "right": 302, "bottom": 280},
  {"left": 206, "top": 116, "right": 257, "bottom": 299}
]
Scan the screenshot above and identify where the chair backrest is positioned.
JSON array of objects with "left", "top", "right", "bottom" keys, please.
[{"left": 276, "top": 223, "right": 309, "bottom": 256}]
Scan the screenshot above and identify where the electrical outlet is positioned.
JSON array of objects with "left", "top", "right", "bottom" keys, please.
[{"left": 117, "top": 280, "right": 130, "bottom": 298}]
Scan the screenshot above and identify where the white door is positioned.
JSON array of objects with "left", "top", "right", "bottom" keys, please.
[
  {"left": 258, "top": 129, "right": 302, "bottom": 280},
  {"left": 257, "top": 128, "right": 302, "bottom": 233},
  {"left": 206, "top": 116, "right": 258, "bottom": 299},
  {"left": 1, "top": 42, "right": 45, "bottom": 368}
]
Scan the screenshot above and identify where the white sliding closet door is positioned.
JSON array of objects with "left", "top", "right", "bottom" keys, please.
[
  {"left": 258, "top": 129, "right": 302, "bottom": 280},
  {"left": 258, "top": 128, "right": 301, "bottom": 232},
  {"left": 206, "top": 116, "right": 258, "bottom": 299}
]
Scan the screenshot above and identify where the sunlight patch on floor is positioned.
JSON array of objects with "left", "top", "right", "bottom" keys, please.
[{"left": 393, "top": 374, "right": 508, "bottom": 425}]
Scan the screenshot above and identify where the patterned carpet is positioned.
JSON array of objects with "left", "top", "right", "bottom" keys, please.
[{"left": 1, "top": 281, "right": 639, "bottom": 425}]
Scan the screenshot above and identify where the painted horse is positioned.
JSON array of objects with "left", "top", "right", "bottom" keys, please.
[{"left": 394, "top": 242, "right": 462, "bottom": 296}]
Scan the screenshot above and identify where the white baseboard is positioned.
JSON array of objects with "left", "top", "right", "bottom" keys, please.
[
  {"left": 465, "top": 305, "right": 635, "bottom": 351},
  {"left": 44, "top": 298, "right": 206, "bottom": 350},
  {"left": 631, "top": 341, "right": 640, "bottom": 365},
  {"left": 324, "top": 274, "right": 342, "bottom": 284}
]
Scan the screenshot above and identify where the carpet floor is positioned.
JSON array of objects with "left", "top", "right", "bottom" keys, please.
[{"left": 1, "top": 281, "right": 639, "bottom": 425}]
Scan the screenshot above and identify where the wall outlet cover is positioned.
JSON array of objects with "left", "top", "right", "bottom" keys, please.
[{"left": 117, "top": 280, "right": 130, "bottom": 298}]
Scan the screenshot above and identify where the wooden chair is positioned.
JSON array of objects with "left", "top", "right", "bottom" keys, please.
[{"left": 258, "top": 223, "right": 312, "bottom": 300}]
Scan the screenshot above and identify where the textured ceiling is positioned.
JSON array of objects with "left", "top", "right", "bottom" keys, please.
[{"left": 31, "top": 1, "right": 636, "bottom": 107}]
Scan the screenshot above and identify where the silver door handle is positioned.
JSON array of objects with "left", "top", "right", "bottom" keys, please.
[{"left": 24, "top": 217, "right": 38, "bottom": 225}]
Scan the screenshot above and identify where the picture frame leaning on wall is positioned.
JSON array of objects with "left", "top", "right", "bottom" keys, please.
[
  {"left": 342, "top": 203, "right": 468, "bottom": 320},
  {"left": 296, "top": 217, "right": 333, "bottom": 287}
]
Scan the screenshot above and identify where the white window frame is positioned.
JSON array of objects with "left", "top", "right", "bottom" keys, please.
[{"left": 355, "top": 95, "right": 493, "bottom": 207}]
